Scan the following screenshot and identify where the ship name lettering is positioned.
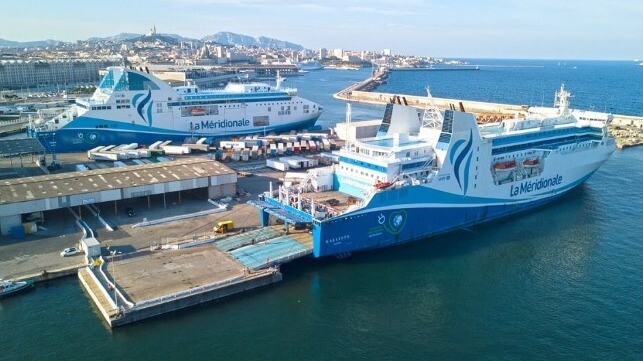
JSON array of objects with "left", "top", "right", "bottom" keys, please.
[
  {"left": 191, "top": 119, "right": 250, "bottom": 130},
  {"left": 510, "top": 174, "right": 563, "bottom": 197},
  {"left": 325, "top": 235, "right": 350, "bottom": 244}
]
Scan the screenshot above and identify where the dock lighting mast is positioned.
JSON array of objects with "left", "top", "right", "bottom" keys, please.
[
  {"left": 421, "top": 86, "right": 443, "bottom": 129},
  {"left": 111, "top": 250, "right": 121, "bottom": 308}
]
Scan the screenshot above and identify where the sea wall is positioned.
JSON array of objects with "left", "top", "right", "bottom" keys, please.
[{"left": 334, "top": 75, "right": 643, "bottom": 147}]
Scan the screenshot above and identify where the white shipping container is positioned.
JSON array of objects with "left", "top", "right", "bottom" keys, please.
[
  {"left": 220, "top": 141, "right": 246, "bottom": 149},
  {"left": 162, "top": 145, "right": 191, "bottom": 155},
  {"left": 89, "top": 152, "right": 119, "bottom": 161},
  {"left": 87, "top": 146, "right": 105, "bottom": 159},
  {"left": 266, "top": 159, "right": 289, "bottom": 171},
  {"left": 149, "top": 141, "right": 163, "bottom": 150}
]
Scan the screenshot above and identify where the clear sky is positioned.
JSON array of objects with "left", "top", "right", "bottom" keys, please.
[{"left": 1, "top": 0, "right": 640, "bottom": 60}]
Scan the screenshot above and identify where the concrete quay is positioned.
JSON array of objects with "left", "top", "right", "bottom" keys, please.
[
  {"left": 0, "top": 119, "right": 28, "bottom": 136},
  {"left": 335, "top": 89, "right": 526, "bottom": 118},
  {"left": 0, "top": 152, "right": 302, "bottom": 327},
  {"left": 334, "top": 83, "right": 643, "bottom": 147},
  {"left": 79, "top": 246, "right": 282, "bottom": 327}
]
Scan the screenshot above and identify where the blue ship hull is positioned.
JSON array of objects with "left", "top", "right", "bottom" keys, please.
[
  {"left": 29, "top": 116, "right": 320, "bottom": 153},
  {"left": 310, "top": 174, "right": 593, "bottom": 257}
]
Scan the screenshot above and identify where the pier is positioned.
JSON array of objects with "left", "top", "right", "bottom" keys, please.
[
  {"left": 334, "top": 71, "right": 643, "bottom": 148},
  {"left": 78, "top": 225, "right": 313, "bottom": 327},
  {"left": 78, "top": 246, "right": 283, "bottom": 327}
]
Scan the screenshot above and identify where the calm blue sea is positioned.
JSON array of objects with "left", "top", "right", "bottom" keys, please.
[{"left": 1, "top": 60, "right": 641, "bottom": 361}]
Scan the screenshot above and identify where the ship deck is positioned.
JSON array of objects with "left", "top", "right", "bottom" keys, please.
[{"left": 300, "top": 190, "right": 357, "bottom": 215}]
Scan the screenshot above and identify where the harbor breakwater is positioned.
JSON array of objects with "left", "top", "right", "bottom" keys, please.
[{"left": 334, "top": 70, "right": 643, "bottom": 148}]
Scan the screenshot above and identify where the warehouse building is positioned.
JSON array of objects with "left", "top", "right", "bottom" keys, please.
[{"left": 0, "top": 157, "right": 236, "bottom": 236}]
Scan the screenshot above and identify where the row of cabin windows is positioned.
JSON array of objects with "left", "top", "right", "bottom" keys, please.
[
  {"left": 340, "top": 165, "right": 385, "bottom": 180},
  {"left": 172, "top": 101, "right": 298, "bottom": 109},
  {"left": 493, "top": 151, "right": 536, "bottom": 162}
]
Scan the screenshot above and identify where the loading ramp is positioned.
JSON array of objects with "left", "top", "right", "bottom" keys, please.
[{"left": 213, "top": 225, "right": 313, "bottom": 270}]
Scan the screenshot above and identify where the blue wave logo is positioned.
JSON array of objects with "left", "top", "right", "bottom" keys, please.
[
  {"left": 448, "top": 129, "right": 473, "bottom": 194},
  {"left": 131, "top": 90, "right": 153, "bottom": 126}
]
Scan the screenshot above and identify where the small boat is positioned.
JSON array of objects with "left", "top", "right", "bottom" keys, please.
[
  {"left": 523, "top": 158, "right": 540, "bottom": 167},
  {"left": 0, "top": 279, "right": 35, "bottom": 299},
  {"left": 493, "top": 160, "right": 517, "bottom": 171},
  {"left": 374, "top": 180, "right": 394, "bottom": 190}
]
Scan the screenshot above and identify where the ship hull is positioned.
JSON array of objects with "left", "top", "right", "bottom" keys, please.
[
  {"left": 27, "top": 66, "right": 323, "bottom": 153},
  {"left": 30, "top": 115, "right": 319, "bottom": 153},
  {"left": 313, "top": 172, "right": 597, "bottom": 257}
]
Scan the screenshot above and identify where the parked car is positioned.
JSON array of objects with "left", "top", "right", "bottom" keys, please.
[
  {"left": 125, "top": 207, "right": 136, "bottom": 217},
  {"left": 60, "top": 247, "right": 78, "bottom": 257}
]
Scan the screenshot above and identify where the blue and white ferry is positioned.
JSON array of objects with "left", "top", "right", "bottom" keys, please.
[
  {"left": 251, "top": 86, "right": 615, "bottom": 257},
  {"left": 27, "top": 67, "right": 322, "bottom": 152}
]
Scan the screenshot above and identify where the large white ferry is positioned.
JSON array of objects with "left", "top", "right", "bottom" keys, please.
[
  {"left": 27, "top": 67, "right": 322, "bottom": 152},
  {"left": 251, "top": 85, "right": 616, "bottom": 257}
]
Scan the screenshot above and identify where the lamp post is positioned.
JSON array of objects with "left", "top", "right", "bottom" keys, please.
[{"left": 111, "top": 250, "right": 120, "bottom": 308}]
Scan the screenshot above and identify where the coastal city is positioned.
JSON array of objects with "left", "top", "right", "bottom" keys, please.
[
  {"left": 0, "top": 26, "right": 466, "bottom": 95},
  {"left": 1, "top": 8, "right": 642, "bottom": 360}
]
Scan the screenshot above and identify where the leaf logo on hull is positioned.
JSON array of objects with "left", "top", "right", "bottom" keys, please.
[
  {"left": 77, "top": 132, "right": 99, "bottom": 144},
  {"left": 449, "top": 129, "right": 474, "bottom": 195},
  {"left": 383, "top": 210, "right": 407, "bottom": 235},
  {"left": 132, "top": 90, "right": 154, "bottom": 126}
]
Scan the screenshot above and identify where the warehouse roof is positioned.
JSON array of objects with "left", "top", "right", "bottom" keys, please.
[{"left": 0, "top": 158, "right": 234, "bottom": 204}]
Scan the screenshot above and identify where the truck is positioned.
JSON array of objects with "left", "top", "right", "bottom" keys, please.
[{"left": 213, "top": 220, "right": 234, "bottom": 233}]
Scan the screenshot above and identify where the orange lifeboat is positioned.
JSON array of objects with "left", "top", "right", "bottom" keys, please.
[
  {"left": 374, "top": 180, "right": 393, "bottom": 190},
  {"left": 190, "top": 106, "right": 206, "bottom": 116},
  {"left": 523, "top": 158, "right": 540, "bottom": 167},
  {"left": 493, "top": 160, "right": 517, "bottom": 171}
]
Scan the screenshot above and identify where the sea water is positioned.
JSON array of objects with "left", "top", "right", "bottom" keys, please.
[{"left": 1, "top": 60, "right": 641, "bottom": 360}]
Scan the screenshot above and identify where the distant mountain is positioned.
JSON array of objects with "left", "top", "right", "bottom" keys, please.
[
  {"left": 85, "top": 33, "right": 199, "bottom": 43},
  {"left": 0, "top": 31, "right": 304, "bottom": 50},
  {"left": 0, "top": 38, "right": 63, "bottom": 49},
  {"left": 85, "top": 33, "right": 141, "bottom": 43},
  {"left": 201, "top": 32, "right": 303, "bottom": 50},
  {"left": 127, "top": 33, "right": 180, "bottom": 45},
  {"left": 162, "top": 34, "right": 200, "bottom": 43}
]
